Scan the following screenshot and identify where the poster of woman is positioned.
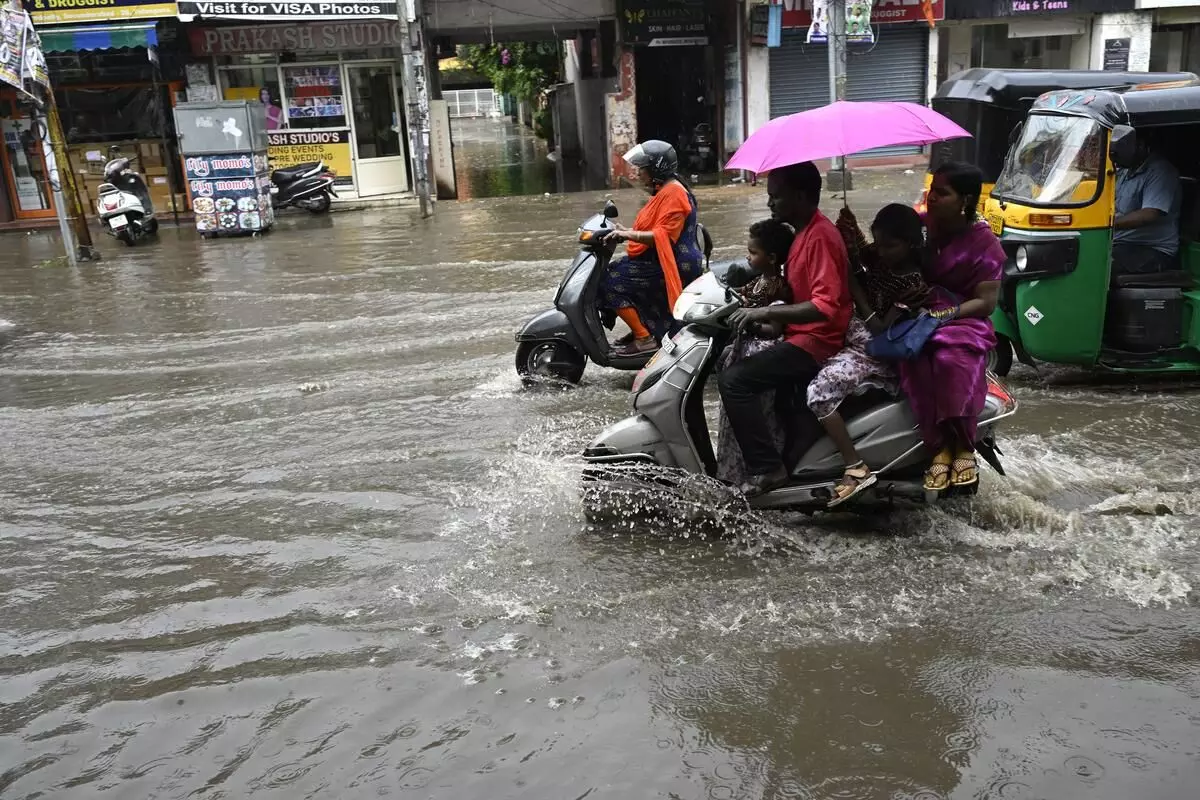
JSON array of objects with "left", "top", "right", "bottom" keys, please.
[{"left": 260, "top": 87, "right": 284, "bottom": 130}]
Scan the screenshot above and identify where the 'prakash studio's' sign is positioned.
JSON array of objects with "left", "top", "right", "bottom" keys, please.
[
  {"left": 189, "top": 20, "right": 401, "bottom": 54},
  {"left": 177, "top": 1, "right": 397, "bottom": 20}
]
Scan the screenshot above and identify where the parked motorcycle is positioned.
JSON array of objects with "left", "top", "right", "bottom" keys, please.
[
  {"left": 96, "top": 148, "right": 158, "bottom": 246},
  {"left": 683, "top": 123, "right": 717, "bottom": 173},
  {"left": 581, "top": 269, "right": 1019, "bottom": 513},
  {"left": 270, "top": 160, "right": 337, "bottom": 213},
  {"left": 514, "top": 200, "right": 713, "bottom": 386}
]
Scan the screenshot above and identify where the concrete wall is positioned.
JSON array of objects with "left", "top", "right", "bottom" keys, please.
[
  {"left": 746, "top": 44, "right": 770, "bottom": 136},
  {"left": 943, "top": 23, "right": 972, "bottom": 77},
  {"left": 606, "top": 48, "right": 637, "bottom": 186},
  {"left": 1089, "top": 11, "right": 1153, "bottom": 70},
  {"left": 552, "top": 84, "right": 581, "bottom": 159},
  {"left": 577, "top": 78, "right": 613, "bottom": 188}
]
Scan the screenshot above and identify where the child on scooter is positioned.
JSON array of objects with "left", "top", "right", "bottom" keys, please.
[{"left": 714, "top": 218, "right": 795, "bottom": 485}]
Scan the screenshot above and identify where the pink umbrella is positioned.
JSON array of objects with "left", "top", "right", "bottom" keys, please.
[{"left": 725, "top": 100, "right": 971, "bottom": 174}]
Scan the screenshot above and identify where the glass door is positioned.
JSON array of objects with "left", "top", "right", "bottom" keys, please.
[
  {"left": 1, "top": 115, "right": 56, "bottom": 220},
  {"left": 346, "top": 64, "right": 409, "bottom": 196}
]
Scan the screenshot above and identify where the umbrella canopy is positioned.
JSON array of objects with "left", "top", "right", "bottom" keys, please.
[{"left": 725, "top": 101, "right": 971, "bottom": 174}]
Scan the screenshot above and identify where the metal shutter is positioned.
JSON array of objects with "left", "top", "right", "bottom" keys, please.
[
  {"left": 846, "top": 25, "right": 929, "bottom": 156},
  {"left": 769, "top": 30, "right": 830, "bottom": 118},
  {"left": 768, "top": 25, "right": 930, "bottom": 156}
]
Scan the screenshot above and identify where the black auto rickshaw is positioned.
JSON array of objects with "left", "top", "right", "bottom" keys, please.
[{"left": 917, "top": 68, "right": 1198, "bottom": 216}]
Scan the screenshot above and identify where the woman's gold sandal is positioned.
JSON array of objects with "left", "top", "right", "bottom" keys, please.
[
  {"left": 924, "top": 448, "right": 953, "bottom": 492},
  {"left": 950, "top": 451, "right": 979, "bottom": 487}
]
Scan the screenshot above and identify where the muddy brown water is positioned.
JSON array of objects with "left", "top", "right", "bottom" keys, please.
[{"left": 1, "top": 175, "right": 1199, "bottom": 799}]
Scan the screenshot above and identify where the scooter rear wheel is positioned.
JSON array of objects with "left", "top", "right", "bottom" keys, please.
[
  {"left": 516, "top": 340, "right": 586, "bottom": 386},
  {"left": 304, "top": 194, "right": 332, "bottom": 214},
  {"left": 987, "top": 336, "right": 1014, "bottom": 377}
]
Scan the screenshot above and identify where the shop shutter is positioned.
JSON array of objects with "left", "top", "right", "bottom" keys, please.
[
  {"left": 768, "top": 25, "right": 930, "bottom": 156},
  {"left": 845, "top": 25, "right": 930, "bottom": 156},
  {"left": 769, "top": 30, "right": 830, "bottom": 119}
]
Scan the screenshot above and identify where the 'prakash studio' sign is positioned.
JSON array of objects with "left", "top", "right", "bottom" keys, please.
[
  {"left": 189, "top": 20, "right": 402, "bottom": 54},
  {"left": 177, "top": 1, "right": 397, "bottom": 20}
]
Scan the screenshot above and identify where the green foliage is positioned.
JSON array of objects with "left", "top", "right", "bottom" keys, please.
[
  {"left": 533, "top": 106, "right": 554, "bottom": 142},
  {"left": 457, "top": 42, "right": 562, "bottom": 104}
]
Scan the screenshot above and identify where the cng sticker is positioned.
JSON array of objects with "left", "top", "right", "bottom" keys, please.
[{"left": 1024, "top": 306, "right": 1045, "bottom": 326}]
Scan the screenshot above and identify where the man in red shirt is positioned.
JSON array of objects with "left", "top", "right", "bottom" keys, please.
[{"left": 719, "top": 161, "right": 852, "bottom": 496}]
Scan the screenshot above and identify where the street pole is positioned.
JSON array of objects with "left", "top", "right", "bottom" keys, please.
[
  {"left": 826, "top": 0, "right": 852, "bottom": 191},
  {"left": 398, "top": 0, "right": 433, "bottom": 217},
  {"left": 31, "top": 105, "right": 77, "bottom": 268}
]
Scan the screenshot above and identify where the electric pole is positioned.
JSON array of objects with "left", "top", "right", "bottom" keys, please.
[
  {"left": 398, "top": 0, "right": 433, "bottom": 217},
  {"left": 826, "top": 0, "right": 852, "bottom": 191}
]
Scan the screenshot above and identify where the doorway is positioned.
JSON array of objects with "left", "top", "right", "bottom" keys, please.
[
  {"left": 1, "top": 113, "right": 57, "bottom": 221},
  {"left": 347, "top": 64, "right": 409, "bottom": 197}
]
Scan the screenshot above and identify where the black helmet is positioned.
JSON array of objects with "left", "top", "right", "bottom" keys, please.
[{"left": 623, "top": 140, "right": 678, "bottom": 185}]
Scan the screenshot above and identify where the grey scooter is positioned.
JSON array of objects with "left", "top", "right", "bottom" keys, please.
[
  {"left": 514, "top": 200, "right": 713, "bottom": 386},
  {"left": 581, "top": 269, "right": 1019, "bottom": 512}
]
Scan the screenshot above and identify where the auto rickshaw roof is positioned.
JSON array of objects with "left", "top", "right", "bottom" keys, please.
[
  {"left": 933, "top": 68, "right": 1198, "bottom": 108},
  {"left": 1031, "top": 82, "right": 1200, "bottom": 128}
]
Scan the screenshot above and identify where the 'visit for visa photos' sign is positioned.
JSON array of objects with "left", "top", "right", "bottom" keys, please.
[
  {"left": 176, "top": 1, "right": 398, "bottom": 20},
  {"left": 782, "top": 0, "right": 944, "bottom": 27}
]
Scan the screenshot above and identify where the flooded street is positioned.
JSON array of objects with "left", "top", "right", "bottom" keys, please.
[{"left": 2, "top": 173, "right": 1199, "bottom": 799}]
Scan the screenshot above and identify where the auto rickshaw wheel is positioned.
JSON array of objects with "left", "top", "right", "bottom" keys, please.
[{"left": 988, "top": 336, "right": 1014, "bottom": 377}]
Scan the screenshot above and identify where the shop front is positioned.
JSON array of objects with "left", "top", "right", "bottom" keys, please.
[
  {"left": 768, "top": 0, "right": 945, "bottom": 156},
  {"left": 1146, "top": 4, "right": 1200, "bottom": 74},
  {"left": 5, "top": 0, "right": 185, "bottom": 224},
  {"left": 185, "top": 17, "right": 410, "bottom": 198},
  {"left": 940, "top": 0, "right": 1147, "bottom": 79}
]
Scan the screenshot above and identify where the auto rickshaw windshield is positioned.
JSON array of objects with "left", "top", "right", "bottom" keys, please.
[{"left": 993, "top": 114, "right": 1105, "bottom": 206}]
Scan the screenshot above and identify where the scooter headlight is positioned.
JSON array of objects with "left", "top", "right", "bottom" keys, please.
[{"left": 681, "top": 302, "right": 717, "bottom": 322}]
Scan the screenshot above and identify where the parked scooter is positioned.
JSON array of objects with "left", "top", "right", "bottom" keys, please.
[
  {"left": 514, "top": 199, "right": 713, "bottom": 385},
  {"left": 270, "top": 160, "right": 337, "bottom": 213},
  {"left": 96, "top": 146, "right": 158, "bottom": 246},
  {"left": 581, "top": 269, "right": 1020, "bottom": 512}
]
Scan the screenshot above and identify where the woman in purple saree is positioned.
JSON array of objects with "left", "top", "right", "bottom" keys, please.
[{"left": 901, "top": 162, "right": 1005, "bottom": 492}]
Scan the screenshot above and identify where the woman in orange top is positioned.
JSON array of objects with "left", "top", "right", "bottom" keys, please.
[{"left": 599, "top": 140, "right": 704, "bottom": 356}]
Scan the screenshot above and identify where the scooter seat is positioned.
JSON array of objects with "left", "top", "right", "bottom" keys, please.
[
  {"left": 1111, "top": 270, "right": 1193, "bottom": 290},
  {"left": 272, "top": 163, "right": 320, "bottom": 184}
]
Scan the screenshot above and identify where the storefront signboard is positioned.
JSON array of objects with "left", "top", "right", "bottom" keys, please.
[
  {"left": 188, "top": 19, "right": 400, "bottom": 55},
  {"left": 177, "top": 1, "right": 397, "bottom": 21},
  {"left": 22, "top": 0, "right": 178, "bottom": 26},
  {"left": 944, "top": 0, "right": 1135, "bottom": 19},
  {"left": 782, "top": 0, "right": 943, "bottom": 28},
  {"left": 267, "top": 129, "right": 353, "bottom": 186},
  {"left": 620, "top": 0, "right": 709, "bottom": 47},
  {"left": 1103, "top": 37, "right": 1131, "bottom": 71}
]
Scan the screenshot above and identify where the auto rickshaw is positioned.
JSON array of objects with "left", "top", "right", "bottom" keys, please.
[
  {"left": 917, "top": 69, "right": 1197, "bottom": 217},
  {"left": 984, "top": 83, "right": 1200, "bottom": 376}
]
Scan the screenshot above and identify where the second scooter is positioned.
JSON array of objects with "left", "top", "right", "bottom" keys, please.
[
  {"left": 96, "top": 147, "right": 158, "bottom": 246},
  {"left": 270, "top": 160, "right": 337, "bottom": 213}
]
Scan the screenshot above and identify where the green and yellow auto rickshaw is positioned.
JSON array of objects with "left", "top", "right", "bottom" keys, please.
[
  {"left": 918, "top": 69, "right": 1197, "bottom": 217},
  {"left": 984, "top": 82, "right": 1200, "bottom": 375}
]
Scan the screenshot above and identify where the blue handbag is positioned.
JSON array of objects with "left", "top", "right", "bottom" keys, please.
[{"left": 865, "top": 312, "right": 942, "bottom": 361}]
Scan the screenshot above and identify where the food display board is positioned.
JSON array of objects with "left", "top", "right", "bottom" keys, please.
[{"left": 184, "top": 152, "right": 275, "bottom": 236}]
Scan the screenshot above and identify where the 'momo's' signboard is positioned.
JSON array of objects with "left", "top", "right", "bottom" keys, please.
[{"left": 177, "top": 1, "right": 397, "bottom": 20}]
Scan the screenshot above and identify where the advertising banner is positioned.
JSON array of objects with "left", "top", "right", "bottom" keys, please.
[
  {"left": 806, "top": 0, "right": 876, "bottom": 44},
  {"left": 22, "top": 0, "right": 177, "bottom": 26},
  {"left": 1, "top": 4, "right": 48, "bottom": 97},
  {"left": 784, "top": 0, "right": 943, "bottom": 28},
  {"left": 185, "top": 152, "right": 275, "bottom": 234},
  {"left": 177, "top": 0, "right": 398, "bottom": 21},
  {"left": 267, "top": 128, "right": 353, "bottom": 186}
]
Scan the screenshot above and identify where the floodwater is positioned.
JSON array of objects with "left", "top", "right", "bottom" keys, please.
[
  {"left": 2, "top": 175, "right": 1200, "bottom": 800},
  {"left": 451, "top": 117, "right": 588, "bottom": 199}
]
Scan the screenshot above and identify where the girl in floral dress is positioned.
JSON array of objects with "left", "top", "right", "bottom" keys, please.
[{"left": 811, "top": 203, "right": 931, "bottom": 507}]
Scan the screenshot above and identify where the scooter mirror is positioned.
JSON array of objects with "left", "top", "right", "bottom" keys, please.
[{"left": 603, "top": 201, "right": 619, "bottom": 219}]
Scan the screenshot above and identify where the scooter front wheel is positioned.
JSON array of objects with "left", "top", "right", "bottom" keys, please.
[{"left": 516, "top": 340, "right": 586, "bottom": 386}]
